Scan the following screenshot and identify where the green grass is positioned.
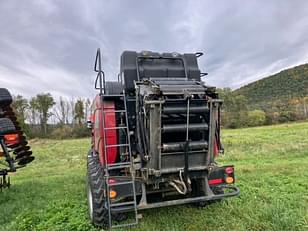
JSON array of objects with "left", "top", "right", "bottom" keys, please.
[{"left": 1, "top": 122, "right": 308, "bottom": 231}]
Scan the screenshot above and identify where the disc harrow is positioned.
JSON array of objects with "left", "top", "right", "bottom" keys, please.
[{"left": 0, "top": 88, "right": 34, "bottom": 190}]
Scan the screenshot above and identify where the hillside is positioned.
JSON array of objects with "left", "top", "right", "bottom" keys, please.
[{"left": 235, "top": 63, "right": 308, "bottom": 108}]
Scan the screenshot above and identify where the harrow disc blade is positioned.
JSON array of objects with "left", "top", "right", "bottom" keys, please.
[
  {"left": 17, "top": 156, "right": 35, "bottom": 166},
  {"left": 13, "top": 146, "right": 30, "bottom": 154},
  {"left": 15, "top": 150, "right": 33, "bottom": 160}
]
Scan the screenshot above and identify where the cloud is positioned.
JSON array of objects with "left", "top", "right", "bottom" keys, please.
[{"left": 0, "top": 0, "right": 308, "bottom": 98}]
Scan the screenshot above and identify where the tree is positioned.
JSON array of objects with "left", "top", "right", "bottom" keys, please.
[
  {"left": 11, "top": 95, "right": 29, "bottom": 132},
  {"left": 53, "top": 97, "right": 70, "bottom": 125},
  {"left": 69, "top": 97, "right": 76, "bottom": 125},
  {"left": 247, "top": 110, "right": 266, "bottom": 127},
  {"left": 84, "top": 98, "right": 91, "bottom": 122},
  {"left": 29, "top": 97, "right": 38, "bottom": 125},
  {"left": 74, "top": 99, "right": 84, "bottom": 125},
  {"left": 32, "top": 93, "right": 55, "bottom": 135},
  {"left": 11, "top": 95, "right": 28, "bottom": 121},
  {"left": 218, "top": 88, "right": 248, "bottom": 128}
]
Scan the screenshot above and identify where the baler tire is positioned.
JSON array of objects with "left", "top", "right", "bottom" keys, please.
[
  {"left": 0, "top": 118, "right": 16, "bottom": 135},
  {"left": 0, "top": 88, "right": 12, "bottom": 108},
  {"left": 87, "top": 150, "right": 127, "bottom": 227},
  {"left": 87, "top": 150, "right": 109, "bottom": 228}
]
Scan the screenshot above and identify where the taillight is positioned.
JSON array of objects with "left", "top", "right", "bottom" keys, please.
[
  {"left": 109, "top": 189, "right": 117, "bottom": 199},
  {"left": 208, "top": 178, "right": 223, "bottom": 185},
  {"left": 4, "top": 134, "right": 19, "bottom": 144},
  {"left": 225, "top": 167, "right": 234, "bottom": 174},
  {"left": 108, "top": 178, "right": 116, "bottom": 184},
  {"left": 225, "top": 176, "right": 234, "bottom": 184}
]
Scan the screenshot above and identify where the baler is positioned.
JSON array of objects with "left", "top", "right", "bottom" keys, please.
[{"left": 87, "top": 49, "right": 240, "bottom": 229}]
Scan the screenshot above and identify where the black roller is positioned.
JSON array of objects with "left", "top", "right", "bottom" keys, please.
[
  {"left": 162, "top": 123, "right": 208, "bottom": 133},
  {"left": 163, "top": 105, "right": 208, "bottom": 114},
  {"left": 162, "top": 141, "right": 208, "bottom": 152}
]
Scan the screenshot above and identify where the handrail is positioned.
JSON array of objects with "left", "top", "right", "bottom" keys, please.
[
  {"left": 94, "top": 48, "right": 105, "bottom": 95},
  {"left": 195, "top": 52, "right": 204, "bottom": 58}
]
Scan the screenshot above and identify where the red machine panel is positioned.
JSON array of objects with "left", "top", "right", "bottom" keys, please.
[
  {"left": 100, "top": 101, "right": 118, "bottom": 165},
  {"left": 92, "top": 95, "right": 118, "bottom": 165}
]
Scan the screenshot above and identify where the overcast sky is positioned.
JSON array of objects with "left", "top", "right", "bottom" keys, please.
[{"left": 0, "top": 0, "right": 308, "bottom": 99}]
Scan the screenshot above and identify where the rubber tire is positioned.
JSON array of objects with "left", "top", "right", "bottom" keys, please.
[
  {"left": 0, "top": 88, "right": 12, "bottom": 108},
  {"left": 105, "top": 82, "right": 123, "bottom": 95},
  {"left": 87, "top": 150, "right": 109, "bottom": 228},
  {"left": 0, "top": 118, "right": 16, "bottom": 135}
]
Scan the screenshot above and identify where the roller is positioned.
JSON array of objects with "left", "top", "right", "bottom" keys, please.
[
  {"left": 162, "top": 140, "right": 208, "bottom": 152},
  {"left": 163, "top": 105, "right": 208, "bottom": 114},
  {"left": 162, "top": 123, "right": 208, "bottom": 133}
]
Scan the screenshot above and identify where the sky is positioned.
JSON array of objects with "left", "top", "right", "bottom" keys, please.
[{"left": 0, "top": 0, "right": 308, "bottom": 100}]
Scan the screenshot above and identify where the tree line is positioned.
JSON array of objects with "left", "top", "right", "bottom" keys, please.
[
  {"left": 12, "top": 93, "right": 91, "bottom": 139},
  {"left": 218, "top": 88, "right": 308, "bottom": 128}
]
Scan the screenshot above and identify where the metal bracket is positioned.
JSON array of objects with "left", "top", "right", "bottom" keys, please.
[{"left": 0, "top": 171, "right": 10, "bottom": 191}]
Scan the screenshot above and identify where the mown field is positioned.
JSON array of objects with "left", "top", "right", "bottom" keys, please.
[{"left": 1, "top": 122, "right": 308, "bottom": 231}]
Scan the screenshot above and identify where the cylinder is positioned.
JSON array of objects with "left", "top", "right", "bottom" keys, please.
[
  {"left": 163, "top": 105, "right": 208, "bottom": 114},
  {"left": 162, "top": 123, "right": 208, "bottom": 133},
  {"left": 162, "top": 140, "right": 208, "bottom": 152}
]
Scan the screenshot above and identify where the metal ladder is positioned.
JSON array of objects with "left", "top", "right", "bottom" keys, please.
[{"left": 101, "top": 93, "right": 138, "bottom": 229}]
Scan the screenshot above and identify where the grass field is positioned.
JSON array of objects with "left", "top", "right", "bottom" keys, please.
[{"left": 1, "top": 122, "right": 308, "bottom": 231}]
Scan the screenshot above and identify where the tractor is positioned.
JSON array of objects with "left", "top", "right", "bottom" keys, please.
[
  {"left": 86, "top": 49, "right": 240, "bottom": 229},
  {"left": 0, "top": 88, "right": 34, "bottom": 190}
]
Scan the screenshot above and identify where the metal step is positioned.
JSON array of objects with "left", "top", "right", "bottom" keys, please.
[
  {"left": 103, "top": 110, "right": 127, "bottom": 114},
  {"left": 110, "top": 201, "right": 135, "bottom": 208},
  {"left": 105, "top": 143, "right": 129, "bottom": 148},
  {"left": 112, "top": 221, "right": 138, "bottom": 229},
  {"left": 102, "top": 94, "right": 124, "bottom": 98},
  {"left": 104, "top": 126, "right": 127, "bottom": 130},
  {"left": 107, "top": 162, "right": 131, "bottom": 170}
]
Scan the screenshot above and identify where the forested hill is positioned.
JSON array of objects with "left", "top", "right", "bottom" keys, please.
[{"left": 235, "top": 63, "right": 308, "bottom": 108}]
